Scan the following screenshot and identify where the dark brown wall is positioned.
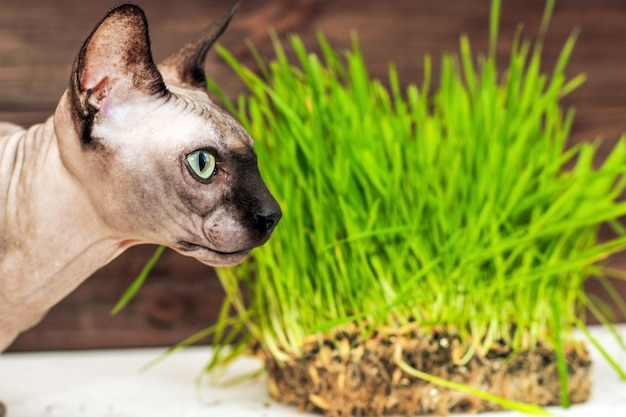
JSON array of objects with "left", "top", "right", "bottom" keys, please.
[{"left": 2, "top": 0, "right": 625, "bottom": 351}]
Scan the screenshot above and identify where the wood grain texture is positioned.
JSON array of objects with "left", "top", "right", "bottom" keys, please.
[{"left": 2, "top": 0, "right": 625, "bottom": 351}]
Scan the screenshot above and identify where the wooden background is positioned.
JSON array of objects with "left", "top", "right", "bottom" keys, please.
[{"left": 2, "top": 0, "right": 625, "bottom": 351}]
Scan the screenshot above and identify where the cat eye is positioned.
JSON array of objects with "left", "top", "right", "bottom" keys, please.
[{"left": 186, "top": 150, "right": 217, "bottom": 180}]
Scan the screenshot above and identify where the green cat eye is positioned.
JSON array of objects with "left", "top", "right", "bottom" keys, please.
[{"left": 186, "top": 150, "right": 217, "bottom": 180}]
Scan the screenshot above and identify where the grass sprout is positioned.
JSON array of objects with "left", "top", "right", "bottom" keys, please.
[{"left": 209, "top": 0, "right": 626, "bottom": 370}]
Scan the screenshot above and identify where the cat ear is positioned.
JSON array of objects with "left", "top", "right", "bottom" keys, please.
[
  {"left": 70, "top": 4, "right": 166, "bottom": 120},
  {"left": 158, "top": 2, "right": 239, "bottom": 90}
]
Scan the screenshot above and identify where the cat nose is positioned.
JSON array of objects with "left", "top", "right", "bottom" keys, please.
[{"left": 257, "top": 209, "right": 282, "bottom": 233}]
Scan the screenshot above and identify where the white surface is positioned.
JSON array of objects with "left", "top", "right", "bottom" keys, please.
[{"left": 1, "top": 326, "right": 625, "bottom": 417}]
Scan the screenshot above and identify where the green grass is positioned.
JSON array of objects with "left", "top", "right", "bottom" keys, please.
[{"left": 130, "top": 0, "right": 626, "bottom": 412}]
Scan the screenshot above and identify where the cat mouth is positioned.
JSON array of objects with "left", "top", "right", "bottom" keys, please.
[{"left": 176, "top": 240, "right": 252, "bottom": 259}]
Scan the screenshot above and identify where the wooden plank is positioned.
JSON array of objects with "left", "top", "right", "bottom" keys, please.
[{"left": 2, "top": 0, "right": 625, "bottom": 351}]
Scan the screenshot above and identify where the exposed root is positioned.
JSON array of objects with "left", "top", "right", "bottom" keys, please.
[{"left": 260, "top": 327, "right": 591, "bottom": 416}]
